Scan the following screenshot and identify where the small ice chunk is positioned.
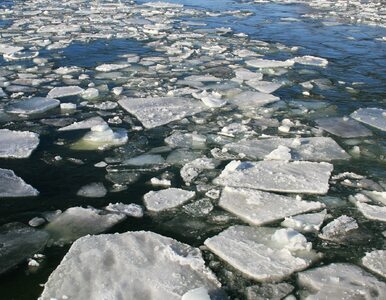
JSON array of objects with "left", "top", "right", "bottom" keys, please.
[
  {"left": 219, "top": 187, "right": 324, "bottom": 226},
  {"left": 362, "top": 191, "right": 386, "bottom": 206},
  {"left": 123, "top": 154, "right": 165, "bottom": 166},
  {"left": 0, "top": 44, "right": 24, "bottom": 55},
  {"left": 165, "top": 131, "right": 206, "bottom": 149},
  {"left": 290, "top": 55, "right": 328, "bottom": 67},
  {"left": 201, "top": 96, "right": 227, "bottom": 108},
  {"left": 0, "top": 168, "right": 39, "bottom": 197},
  {"left": 81, "top": 88, "right": 99, "bottom": 100},
  {"left": 245, "top": 283, "right": 293, "bottom": 300},
  {"left": 5, "top": 97, "right": 60, "bottom": 115},
  {"left": 144, "top": 188, "right": 195, "bottom": 212},
  {"left": 77, "top": 182, "right": 107, "bottom": 198},
  {"left": 44, "top": 207, "right": 126, "bottom": 244},
  {"left": 180, "top": 157, "right": 217, "bottom": 185},
  {"left": 225, "top": 137, "right": 349, "bottom": 161},
  {"left": 95, "top": 64, "right": 130, "bottom": 72},
  {"left": 182, "top": 287, "right": 211, "bottom": 300},
  {"left": 150, "top": 177, "right": 172, "bottom": 187},
  {"left": 58, "top": 116, "right": 107, "bottom": 131},
  {"left": 47, "top": 86, "right": 84, "bottom": 98},
  {"left": 183, "top": 198, "right": 214, "bottom": 217},
  {"left": 281, "top": 210, "right": 327, "bottom": 233},
  {"left": 0, "top": 129, "right": 39, "bottom": 158},
  {"left": 356, "top": 202, "right": 386, "bottom": 222},
  {"left": 362, "top": 250, "right": 386, "bottom": 279},
  {"left": 0, "top": 222, "right": 49, "bottom": 275},
  {"left": 316, "top": 117, "right": 372, "bottom": 138},
  {"left": 246, "top": 58, "right": 294, "bottom": 69},
  {"left": 246, "top": 80, "right": 282, "bottom": 94},
  {"left": 319, "top": 215, "right": 358, "bottom": 242},
  {"left": 28, "top": 217, "right": 46, "bottom": 227},
  {"left": 234, "top": 68, "right": 263, "bottom": 81},
  {"left": 214, "top": 160, "right": 333, "bottom": 194},
  {"left": 118, "top": 96, "right": 206, "bottom": 129},
  {"left": 297, "top": 263, "right": 386, "bottom": 299},
  {"left": 265, "top": 145, "right": 292, "bottom": 161},
  {"left": 60, "top": 103, "right": 77, "bottom": 110},
  {"left": 104, "top": 203, "right": 144, "bottom": 218},
  {"left": 40, "top": 231, "right": 224, "bottom": 299},
  {"left": 205, "top": 226, "right": 319, "bottom": 282},
  {"left": 351, "top": 108, "right": 386, "bottom": 132}
]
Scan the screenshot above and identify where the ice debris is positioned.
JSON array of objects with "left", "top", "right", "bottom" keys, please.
[
  {"left": 144, "top": 188, "right": 195, "bottom": 212},
  {"left": 5, "top": 97, "right": 60, "bottom": 115},
  {"left": 319, "top": 215, "right": 358, "bottom": 243},
  {"left": 351, "top": 108, "right": 386, "bottom": 132},
  {"left": 0, "top": 129, "right": 39, "bottom": 158},
  {"left": 76, "top": 182, "right": 107, "bottom": 198},
  {"left": 0, "top": 168, "right": 39, "bottom": 197},
  {"left": 362, "top": 250, "right": 386, "bottom": 279},
  {"left": 281, "top": 210, "right": 327, "bottom": 233},
  {"left": 316, "top": 117, "right": 373, "bottom": 138}
]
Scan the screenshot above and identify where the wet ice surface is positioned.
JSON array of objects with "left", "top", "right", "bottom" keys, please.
[{"left": 0, "top": 0, "right": 385, "bottom": 298}]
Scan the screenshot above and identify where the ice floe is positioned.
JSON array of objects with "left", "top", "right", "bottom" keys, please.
[
  {"left": 219, "top": 187, "right": 325, "bottom": 226},
  {"left": 227, "top": 91, "right": 280, "bottom": 109},
  {"left": 144, "top": 188, "right": 195, "bottom": 212},
  {"left": 0, "top": 168, "right": 39, "bottom": 197},
  {"left": 0, "top": 129, "right": 39, "bottom": 158},
  {"left": 58, "top": 116, "right": 107, "bottom": 131},
  {"left": 319, "top": 215, "right": 359, "bottom": 243},
  {"left": 224, "top": 137, "right": 349, "bottom": 161},
  {"left": 180, "top": 157, "right": 218, "bottom": 185},
  {"left": 76, "top": 182, "right": 107, "bottom": 198},
  {"left": 246, "top": 58, "right": 294, "bottom": 69},
  {"left": 104, "top": 203, "right": 144, "bottom": 218},
  {"left": 47, "top": 86, "right": 84, "bottom": 98},
  {"left": 351, "top": 108, "right": 386, "bottom": 132},
  {"left": 0, "top": 223, "right": 49, "bottom": 275},
  {"left": 40, "top": 231, "right": 224, "bottom": 299},
  {"left": 205, "top": 226, "right": 320, "bottom": 282},
  {"left": 213, "top": 160, "right": 333, "bottom": 194},
  {"left": 316, "top": 117, "right": 373, "bottom": 138},
  {"left": 297, "top": 263, "right": 386, "bottom": 299},
  {"left": 119, "top": 97, "right": 206, "bottom": 129},
  {"left": 281, "top": 209, "right": 327, "bottom": 233},
  {"left": 362, "top": 250, "right": 386, "bottom": 279},
  {"left": 5, "top": 97, "right": 60, "bottom": 115},
  {"left": 356, "top": 202, "right": 386, "bottom": 222}
]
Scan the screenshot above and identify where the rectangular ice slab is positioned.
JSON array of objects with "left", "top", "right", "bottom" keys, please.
[
  {"left": 351, "top": 108, "right": 386, "bottom": 132},
  {"left": 316, "top": 117, "right": 372, "bottom": 138},
  {"left": 219, "top": 187, "right": 325, "bottom": 226},
  {"left": 213, "top": 160, "right": 333, "bottom": 194},
  {"left": 119, "top": 96, "right": 206, "bottom": 129},
  {"left": 224, "top": 137, "right": 349, "bottom": 161},
  {"left": 0, "top": 129, "right": 39, "bottom": 158}
]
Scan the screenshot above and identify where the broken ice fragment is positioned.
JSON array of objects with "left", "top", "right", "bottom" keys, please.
[
  {"left": 205, "top": 226, "right": 319, "bottom": 282},
  {"left": 76, "top": 182, "right": 107, "bottom": 198},
  {"left": 47, "top": 86, "right": 84, "bottom": 98},
  {"left": 351, "top": 108, "right": 386, "bottom": 132},
  {"left": 356, "top": 202, "right": 386, "bottom": 222},
  {"left": 297, "top": 263, "right": 386, "bottom": 299},
  {"left": 225, "top": 137, "right": 349, "bottom": 161},
  {"left": 0, "top": 222, "right": 49, "bottom": 275},
  {"left": 316, "top": 117, "right": 372, "bottom": 138},
  {"left": 5, "top": 97, "right": 60, "bottom": 115},
  {"left": 281, "top": 210, "right": 327, "bottom": 233},
  {"left": 144, "top": 188, "right": 195, "bottom": 212},
  {"left": 246, "top": 58, "right": 294, "bottom": 69},
  {"left": 44, "top": 206, "right": 126, "bottom": 244},
  {"left": 119, "top": 96, "right": 206, "bottom": 129},
  {"left": 246, "top": 80, "right": 282, "bottom": 94},
  {"left": 214, "top": 160, "right": 333, "bottom": 194},
  {"left": 219, "top": 187, "right": 325, "bottom": 226},
  {"left": 104, "top": 203, "right": 144, "bottom": 218},
  {"left": 362, "top": 250, "right": 386, "bottom": 279},
  {"left": 0, "top": 168, "right": 39, "bottom": 197},
  {"left": 228, "top": 91, "right": 279, "bottom": 109},
  {"left": 290, "top": 55, "right": 328, "bottom": 67},
  {"left": 40, "top": 231, "right": 224, "bottom": 300},
  {"left": 0, "top": 129, "right": 39, "bottom": 158},
  {"left": 180, "top": 157, "right": 217, "bottom": 185},
  {"left": 319, "top": 215, "right": 358, "bottom": 243},
  {"left": 58, "top": 116, "right": 107, "bottom": 131}
]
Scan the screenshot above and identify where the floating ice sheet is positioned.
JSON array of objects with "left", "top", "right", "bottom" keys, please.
[
  {"left": 0, "top": 129, "right": 39, "bottom": 158},
  {"left": 319, "top": 215, "right": 358, "bottom": 243},
  {"left": 351, "top": 108, "right": 386, "bottom": 132},
  {"left": 219, "top": 187, "right": 325, "bottom": 226},
  {"left": 281, "top": 210, "right": 327, "bottom": 233},
  {"left": 40, "top": 231, "right": 224, "bottom": 300},
  {"left": 0, "top": 168, "right": 39, "bottom": 197},
  {"left": 356, "top": 202, "right": 386, "bottom": 222},
  {"left": 316, "top": 117, "right": 372, "bottom": 138},
  {"left": 297, "top": 263, "right": 386, "bottom": 299},
  {"left": 119, "top": 97, "right": 206, "bottom": 129},
  {"left": 58, "top": 116, "right": 107, "bottom": 131},
  {"left": 47, "top": 86, "right": 84, "bottom": 98},
  {"left": 0, "top": 223, "right": 49, "bottom": 275},
  {"left": 5, "top": 97, "right": 60, "bottom": 115},
  {"left": 213, "top": 160, "right": 333, "bottom": 194},
  {"left": 224, "top": 137, "right": 349, "bottom": 161},
  {"left": 246, "top": 58, "right": 294, "bottom": 69},
  {"left": 362, "top": 250, "right": 386, "bottom": 279},
  {"left": 227, "top": 91, "right": 280, "bottom": 109},
  {"left": 205, "top": 226, "right": 319, "bottom": 282},
  {"left": 144, "top": 188, "right": 195, "bottom": 212}
]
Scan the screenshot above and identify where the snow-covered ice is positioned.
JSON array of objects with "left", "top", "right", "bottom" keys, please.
[
  {"left": 356, "top": 202, "right": 386, "bottom": 222},
  {"left": 118, "top": 97, "right": 206, "bottom": 129},
  {"left": 0, "top": 168, "right": 39, "bottom": 197},
  {"left": 213, "top": 160, "right": 333, "bottom": 194},
  {"left": 362, "top": 250, "right": 386, "bottom": 279},
  {"left": 76, "top": 182, "right": 107, "bottom": 198},
  {"left": 219, "top": 187, "right": 325, "bottom": 226},
  {"left": 297, "top": 263, "right": 386, "bottom": 299},
  {"left": 281, "top": 209, "right": 327, "bottom": 233},
  {"left": 144, "top": 188, "right": 195, "bottom": 212},
  {"left": 246, "top": 58, "right": 294, "bottom": 69},
  {"left": 40, "top": 231, "right": 224, "bottom": 300},
  {"left": 104, "top": 203, "right": 144, "bottom": 218},
  {"left": 0, "top": 129, "right": 39, "bottom": 158},
  {"left": 180, "top": 157, "right": 217, "bottom": 185},
  {"left": 224, "top": 137, "right": 349, "bottom": 161},
  {"left": 205, "top": 226, "right": 319, "bottom": 282},
  {"left": 5, "top": 97, "right": 60, "bottom": 115},
  {"left": 58, "top": 116, "right": 107, "bottom": 131},
  {"left": 319, "top": 215, "right": 359, "bottom": 243},
  {"left": 227, "top": 91, "right": 280, "bottom": 109},
  {"left": 47, "top": 86, "right": 84, "bottom": 98}
]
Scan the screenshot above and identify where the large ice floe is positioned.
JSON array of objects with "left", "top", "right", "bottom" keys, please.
[
  {"left": 0, "top": 222, "right": 49, "bottom": 275},
  {"left": 40, "top": 231, "right": 225, "bottom": 300},
  {"left": 119, "top": 97, "right": 206, "bottom": 129},
  {"left": 219, "top": 187, "right": 325, "bottom": 226},
  {"left": 213, "top": 160, "right": 333, "bottom": 194},
  {"left": 5, "top": 97, "right": 60, "bottom": 115},
  {"left": 205, "top": 226, "right": 320, "bottom": 282},
  {"left": 44, "top": 207, "right": 126, "bottom": 244},
  {"left": 144, "top": 188, "right": 196, "bottom": 212},
  {"left": 315, "top": 117, "right": 373, "bottom": 138},
  {"left": 224, "top": 137, "right": 349, "bottom": 161},
  {"left": 297, "top": 263, "right": 386, "bottom": 299},
  {"left": 0, "top": 129, "right": 39, "bottom": 158},
  {"left": 0, "top": 168, "right": 39, "bottom": 197},
  {"left": 350, "top": 108, "right": 386, "bottom": 132}
]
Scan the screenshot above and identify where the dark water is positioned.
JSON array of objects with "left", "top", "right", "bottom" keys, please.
[{"left": 0, "top": 0, "right": 385, "bottom": 299}]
